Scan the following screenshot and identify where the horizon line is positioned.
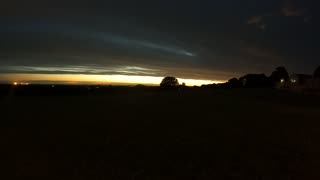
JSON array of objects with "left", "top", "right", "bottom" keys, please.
[{"left": 0, "top": 74, "right": 225, "bottom": 86}]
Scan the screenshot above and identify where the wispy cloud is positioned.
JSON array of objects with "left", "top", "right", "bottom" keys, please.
[
  {"left": 281, "top": 7, "right": 307, "bottom": 17},
  {"left": 247, "top": 16, "right": 263, "bottom": 25},
  {"left": 246, "top": 15, "right": 271, "bottom": 30},
  {"left": 0, "top": 65, "right": 161, "bottom": 76},
  {"left": 281, "top": 0, "right": 307, "bottom": 17}
]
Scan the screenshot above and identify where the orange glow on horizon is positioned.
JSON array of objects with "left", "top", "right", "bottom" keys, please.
[{"left": 1, "top": 74, "right": 225, "bottom": 86}]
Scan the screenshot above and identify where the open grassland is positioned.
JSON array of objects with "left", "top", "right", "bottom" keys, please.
[{"left": 1, "top": 88, "right": 320, "bottom": 179}]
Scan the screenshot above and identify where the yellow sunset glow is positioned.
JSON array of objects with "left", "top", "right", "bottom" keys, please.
[{"left": 1, "top": 74, "right": 223, "bottom": 86}]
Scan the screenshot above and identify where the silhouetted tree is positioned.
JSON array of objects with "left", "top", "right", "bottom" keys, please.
[
  {"left": 160, "top": 77, "right": 179, "bottom": 88},
  {"left": 181, "top": 82, "right": 186, "bottom": 86},
  {"left": 227, "top": 78, "right": 242, "bottom": 88},
  {"left": 314, "top": 66, "right": 320, "bottom": 78},
  {"left": 312, "top": 66, "right": 320, "bottom": 89},
  {"left": 270, "top": 66, "right": 289, "bottom": 85},
  {"left": 239, "top": 74, "right": 270, "bottom": 88}
]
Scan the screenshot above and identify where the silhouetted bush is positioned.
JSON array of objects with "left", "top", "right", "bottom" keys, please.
[
  {"left": 239, "top": 74, "right": 270, "bottom": 88},
  {"left": 135, "top": 84, "right": 145, "bottom": 88},
  {"left": 201, "top": 84, "right": 218, "bottom": 89}
]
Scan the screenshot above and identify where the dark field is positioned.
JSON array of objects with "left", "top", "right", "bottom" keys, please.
[{"left": 1, "top": 87, "right": 320, "bottom": 179}]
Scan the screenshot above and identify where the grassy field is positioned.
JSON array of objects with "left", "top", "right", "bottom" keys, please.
[{"left": 1, "top": 88, "right": 320, "bottom": 179}]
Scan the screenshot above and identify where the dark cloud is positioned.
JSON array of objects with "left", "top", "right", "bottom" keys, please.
[{"left": 246, "top": 0, "right": 313, "bottom": 31}]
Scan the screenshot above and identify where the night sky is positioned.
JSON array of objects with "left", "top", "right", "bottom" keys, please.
[{"left": 0, "top": 0, "right": 317, "bottom": 85}]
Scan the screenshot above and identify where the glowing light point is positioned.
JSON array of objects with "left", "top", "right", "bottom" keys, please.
[{"left": 13, "top": 82, "right": 18, "bottom": 86}]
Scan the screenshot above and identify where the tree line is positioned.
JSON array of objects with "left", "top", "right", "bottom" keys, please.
[{"left": 160, "top": 66, "right": 318, "bottom": 89}]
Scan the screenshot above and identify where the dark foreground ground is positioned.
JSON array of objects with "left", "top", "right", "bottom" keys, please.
[{"left": 1, "top": 86, "right": 320, "bottom": 179}]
